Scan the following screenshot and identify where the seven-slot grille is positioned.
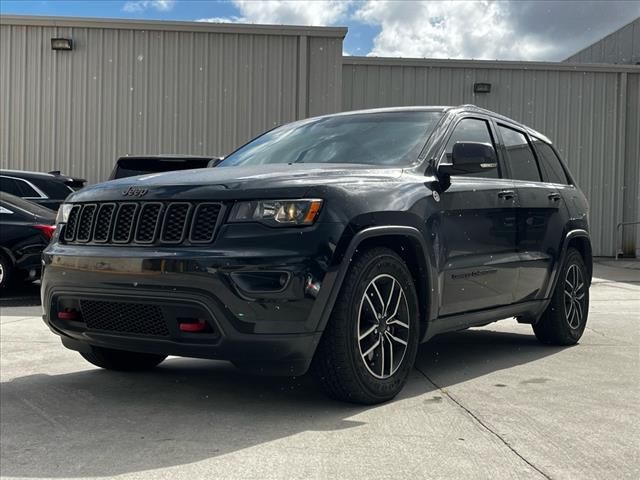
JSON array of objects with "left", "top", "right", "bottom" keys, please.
[{"left": 62, "top": 201, "right": 223, "bottom": 245}]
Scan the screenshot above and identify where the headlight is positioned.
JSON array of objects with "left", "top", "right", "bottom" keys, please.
[
  {"left": 56, "top": 203, "right": 73, "bottom": 224},
  {"left": 229, "top": 199, "right": 323, "bottom": 226}
]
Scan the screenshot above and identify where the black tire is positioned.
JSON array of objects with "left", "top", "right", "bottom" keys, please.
[
  {"left": 80, "top": 346, "right": 167, "bottom": 371},
  {"left": 312, "top": 247, "right": 420, "bottom": 404},
  {"left": 0, "top": 252, "right": 13, "bottom": 291},
  {"left": 533, "top": 247, "right": 589, "bottom": 345}
]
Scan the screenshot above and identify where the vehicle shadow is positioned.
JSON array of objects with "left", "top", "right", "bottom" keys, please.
[
  {"left": 0, "top": 281, "right": 41, "bottom": 307},
  {"left": 0, "top": 327, "right": 563, "bottom": 478}
]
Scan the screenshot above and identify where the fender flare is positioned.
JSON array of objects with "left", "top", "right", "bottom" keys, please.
[
  {"left": 311, "top": 225, "right": 438, "bottom": 338},
  {"left": 544, "top": 229, "right": 592, "bottom": 300}
]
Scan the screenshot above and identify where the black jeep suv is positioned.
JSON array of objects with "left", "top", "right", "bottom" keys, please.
[{"left": 42, "top": 106, "right": 591, "bottom": 404}]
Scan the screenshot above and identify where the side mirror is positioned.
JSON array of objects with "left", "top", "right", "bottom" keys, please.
[
  {"left": 438, "top": 142, "right": 497, "bottom": 177},
  {"left": 207, "top": 156, "right": 225, "bottom": 168}
]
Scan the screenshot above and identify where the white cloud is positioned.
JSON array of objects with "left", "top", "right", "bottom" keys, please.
[
  {"left": 354, "top": 0, "right": 558, "bottom": 61},
  {"left": 199, "top": 1, "right": 350, "bottom": 26},
  {"left": 354, "top": 1, "right": 640, "bottom": 61},
  {"left": 123, "top": 0, "right": 175, "bottom": 13},
  {"left": 197, "top": 16, "right": 246, "bottom": 24}
]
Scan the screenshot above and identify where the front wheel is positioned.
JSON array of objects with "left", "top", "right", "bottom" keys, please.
[
  {"left": 80, "top": 346, "right": 167, "bottom": 371},
  {"left": 312, "top": 247, "right": 420, "bottom": 404},
  {"left": 533, "top": 247, "right": 589, "bottom": 345}
]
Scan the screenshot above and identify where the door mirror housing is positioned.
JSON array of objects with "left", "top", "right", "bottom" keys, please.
[{"left": 438, "top": 141, "right": 498, "bottom": 177}]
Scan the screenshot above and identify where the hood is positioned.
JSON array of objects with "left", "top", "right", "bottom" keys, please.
[{"left": 68, "top": 164, "right": 404, "bottom": 203}]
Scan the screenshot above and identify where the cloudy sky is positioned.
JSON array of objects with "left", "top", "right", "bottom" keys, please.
[{"left": 2, "top": 0, "right": 639, "bottom": 61}]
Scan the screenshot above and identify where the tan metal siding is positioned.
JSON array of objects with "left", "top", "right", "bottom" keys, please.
[
  {"left": 307, "top": 37, "right": 343, "bottom": 116},
  {"left": 623, "top": 73, "right": 640, "bottom": 256},
  {"left": 0, "top": 18, "right": 345, "bottom": 184},
  {"left": 565, "top": 17, "right": 640, "bottom": 65},
  {"left": 342, "top": 58, "right": 640, "bottom": 256}
]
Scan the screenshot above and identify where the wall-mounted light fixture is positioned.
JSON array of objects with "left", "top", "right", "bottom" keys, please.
[
  {"left": 51, "top": 38, "right": 73, "bottom": 51},
  {"left": 473, "top": 82, "right": 491, "bottom": 93}
]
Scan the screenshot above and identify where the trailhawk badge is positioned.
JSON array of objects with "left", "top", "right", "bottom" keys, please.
[{"left": 122, "top": 186, "right": 148, "bottom": 197}]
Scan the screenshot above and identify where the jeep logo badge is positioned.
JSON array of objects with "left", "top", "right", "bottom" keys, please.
[{"left": 122, "top": 186, "right": 148, "bottom": 197}]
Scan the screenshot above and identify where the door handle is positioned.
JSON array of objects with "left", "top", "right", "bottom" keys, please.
[
  {"left": 548, "top": 193, "right": 561, "bottom": 201},
  {"left": 497, "top": 190, "right": 515, "bottom": 200}
]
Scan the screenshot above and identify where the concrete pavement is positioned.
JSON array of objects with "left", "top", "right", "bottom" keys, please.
[{"left": 1, "top": 260, "right": 638, "bottom": 479}]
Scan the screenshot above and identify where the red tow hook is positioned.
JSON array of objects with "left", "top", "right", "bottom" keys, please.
[
  {"left": 58, "top": 310, "right": 79, "bottom": 321},
  {"left": 179, "top": 319, "right": 207, "bottom": 333}
]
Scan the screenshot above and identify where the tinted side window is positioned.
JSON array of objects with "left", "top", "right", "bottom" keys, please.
[
  {"left": 443, "top": 118, "right": 498, "bottom": 178},
  {"left": 14, "top": 179, "right": 41, "bottom": 198},
  {"left": 30, "top": 178, "right": 72, "bottom": 199},
  {"left": 533, "top": 139, "right": 569, "bottom": 184},
  {"left": 0, "top": 177, "right": 22, "bottom": 196},
  {"left": 498, "top": 126, "right": 541, "bottom": 182}
]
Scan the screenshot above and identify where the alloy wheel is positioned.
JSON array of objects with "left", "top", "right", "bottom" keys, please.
[
  {"left": 564, "top": 263, "right": 586, "bottom": 330},
  {"left": 357, "top": 274, "right": 410, "bottom": 379}
]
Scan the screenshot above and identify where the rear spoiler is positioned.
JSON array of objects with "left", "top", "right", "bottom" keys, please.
[{"left": 48, "top": 170, "right": 86, "bottom": 189}]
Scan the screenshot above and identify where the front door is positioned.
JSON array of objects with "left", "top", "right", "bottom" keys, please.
[{"left": 434, "top": 117, "right": 519, "bottom": 317}]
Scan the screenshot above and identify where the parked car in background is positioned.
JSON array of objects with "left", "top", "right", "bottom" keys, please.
[
  {"left": 42, "top": 105, "right": 591, "bottom": 404},
  {"left": 109, "top": 155, "right": 223, "bottom": 180},
  {"left": 0, "top": 170, "right": 86, "bottom": 211},
  {"left": 0, "top": 193, "right": 56, "bottom": 290}
]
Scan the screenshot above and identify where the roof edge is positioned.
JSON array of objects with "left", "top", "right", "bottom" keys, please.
[
  {"left": 563, "top": 17, "right": 640, "bottom": 62},
  {"left": 343, "top": 55, "right": 640, "bottom": 73},
  {"left": 0, "top": 15, "right": 348, "bottom": 38}
]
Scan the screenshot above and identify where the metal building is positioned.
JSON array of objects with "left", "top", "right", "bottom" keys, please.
[
  {"left": 564, "top": 17, "right": 640, "bottom": 65},
  {"left": 0, "top": 16, "right": 345, "bottom": 182},
  {"left": 1, "top": 15, "right": 639, "bottom": 257}
]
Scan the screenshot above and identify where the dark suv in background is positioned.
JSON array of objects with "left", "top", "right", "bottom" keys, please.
[
  {"left": 109, "top": 155, "right": 221, "bottom": 180},
  {"left": 0, "top": 170, "right": 85, "bottom": 210},
  {"left": 42, "top": 105, "right": 591, "bottom": 404}
]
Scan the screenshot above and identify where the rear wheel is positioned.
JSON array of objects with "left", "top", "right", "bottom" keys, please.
[
  {"left": 533, "top": 247, "right": 589, "bottom": 345},
  {"left": 80, "top": 346, "right": 167, "bottom": 371},
  {"left": 313, "top": 247, "right": 420, "bottom": 404}
]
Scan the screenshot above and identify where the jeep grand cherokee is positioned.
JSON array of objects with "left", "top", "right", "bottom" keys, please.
[{"left": 42, "top": 106, "right": 592, "bottom": 404}]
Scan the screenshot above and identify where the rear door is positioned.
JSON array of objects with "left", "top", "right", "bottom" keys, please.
[
  {"left": 495, "top": 124, "right": 568, "bottom": 302},
  {"left": 435, "top": 116, "right": 519, "bottom": 316}
]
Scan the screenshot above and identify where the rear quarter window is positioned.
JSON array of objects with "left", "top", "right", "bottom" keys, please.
[
  {"left": 532, "top": 139, "right": 569, "bottom": 185},
  {"left": 498, "top": 125, "right": 541, "bottom": 182},
  {"left": 30, "top": 177, "right": 73, "bottom": 199}
]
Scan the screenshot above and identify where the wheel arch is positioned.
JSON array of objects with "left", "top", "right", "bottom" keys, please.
[
  {"left": 314, "top": 226, "right": 438, "bottom": 342},
  {"left": 543, "top": 229, "right": 592, "bottom": 301}
]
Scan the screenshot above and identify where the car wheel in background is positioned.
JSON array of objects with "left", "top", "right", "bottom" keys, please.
[
  {"left": 0, "top": 253, "right": 13, "bottom": 291},
  {"left": 313, "top": 247, "right": 420, "bottom": 404}
]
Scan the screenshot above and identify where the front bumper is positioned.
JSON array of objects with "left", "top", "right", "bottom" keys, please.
[{"left": 41, "top": 222, "right": 345, "bottom": 375}]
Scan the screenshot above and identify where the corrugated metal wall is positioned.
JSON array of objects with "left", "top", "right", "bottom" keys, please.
[
  {"left": 342, "top": 58, "right": 640, "bottom": 256},
  {"left": 1, "top": 16, "right": 638, "bottom": 257},
  {"left": 0, "top": 16, "right": 345, "bottom": 183},
  {"left": 623, "top": 72, "right": 640, "bottom": 257},
  {"left": 564, "top": 17, "right": 640, "bottom": 65}
]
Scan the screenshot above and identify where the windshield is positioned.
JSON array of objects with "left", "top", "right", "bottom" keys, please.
[{"left": 220, "top": 111, "right": 443, "bottom": 167}]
